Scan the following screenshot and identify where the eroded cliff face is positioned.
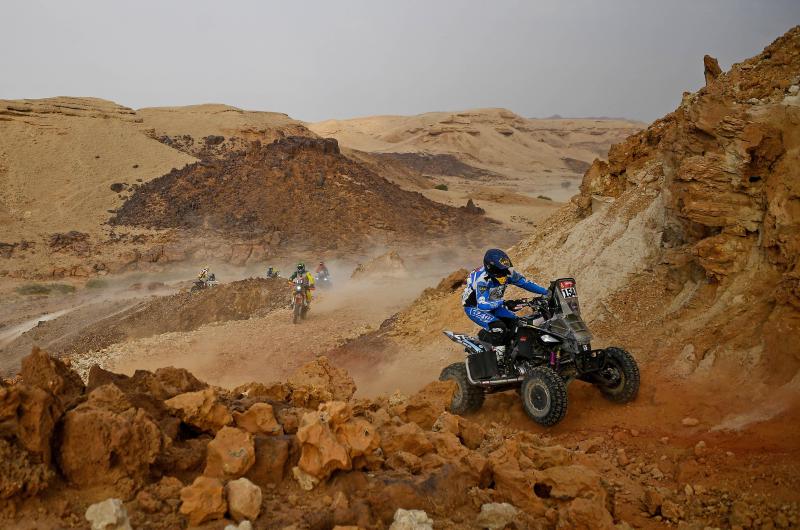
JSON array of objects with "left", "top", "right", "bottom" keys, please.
[{"left": 515, "top": 27, "right": 800, "bottom": 386}]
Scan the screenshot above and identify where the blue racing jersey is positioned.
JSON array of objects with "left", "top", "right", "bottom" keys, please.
[{"left": 461, "top": 266, "right": 548, "bottom": 309}]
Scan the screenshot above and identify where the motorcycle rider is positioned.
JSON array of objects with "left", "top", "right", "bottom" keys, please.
[
  {"left": 289, "top": 262, "right": 315, "bottom": 304},
  {"left": 198, "top": 266, "right": 210, "bottom": 282},
  {"left": 266, "top": 266, "right": 279, "bottom": 279},
  {"left": 315, "top": 261, "right": 330, "bottom": 280},
  {"left": 462, "top": 249, "right": 549, "bottom": 361}
]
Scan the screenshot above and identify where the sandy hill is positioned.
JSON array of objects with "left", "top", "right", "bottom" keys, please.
[
  {"left": 310, "top": 108, "right": 643, "bottom": 181},
  {"left": 2, "top": 99, "right": 497, "bottom": 278},
  {"left": 339, "top": 27, "right": 800, "bottom": 427}
]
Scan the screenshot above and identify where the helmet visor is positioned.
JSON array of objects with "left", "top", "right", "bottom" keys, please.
[{"left": 487, "top": 263, "right": 510, "bottom": 276}]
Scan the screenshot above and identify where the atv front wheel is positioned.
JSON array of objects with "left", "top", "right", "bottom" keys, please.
[
  {"left": 439, "top": 362, "right": 485, "bottom": 415},
  {"left": 593, "top": 347, "right": 639, "bottom": 403},
  {"left": 520, "top": 366, "right": 568, "bottom": 426}
]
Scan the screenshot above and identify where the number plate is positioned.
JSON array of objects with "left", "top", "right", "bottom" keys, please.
[{"left": 560, "top": 287, "right": 577, "bottom": 298}]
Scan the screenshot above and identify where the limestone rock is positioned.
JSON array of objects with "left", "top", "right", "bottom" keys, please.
[
  {"left": 295, "top": 407, "right": 351, "bottom": 481},
  {"left": 389, "top": 508, "right": 433, "bottom": 530},
  {"left": 521, "top": 443, "right": 572, "bottom": 469},
  {"left": 0, "top": 438, "right": 52, "bottom": 499},
  {"left": 152, "top": 366, "right": 207, "bottom": 399},
  {"left": 1, "top": 384, "right": 59, "bottom": 464},
  {"left": 486, "top": 439, "right": 547, "bottom": 514},
  {"left": 385, "top": 451, "right": 423, "bottom": 474},
  {"left": 58, "top": 404, "right": 163, "bottom": 488},
  {"left": 704, "top": 54, "right": 722, "bottom": 86},
  {"left": 294, "top": 401, "right": 380, "bottom": 485},
  {"left": 661, "top": 499, "right": 684, "bottom": 521},
  {"left": 246, "top": 435, "right": 291, "bottom": 485},
  {"left": 432, "top": 411, "right": 485, "bottom": 450},
  {"left": 87, "top": 384, "right": 134, "bottom": 413},
  {"left": 233, "top": 402, "right": 282, "bottom": 435},
  {"left": 179, "top": 476, "right": 227, "bottom": 526},
  {"left": 476, "top": 502, "right": 518, "bottom": 530},
  {"left": 225, "top": 477, "right": 262, "bottom": 522},
  {"left": 533, "top": 465, "right": 607, "bottom": 504},
  {"left": 381, "top": 422, "right": 433, "bottom": 457},
  {"left": 224, "top": 522, "right": 253, "bottom": 530},
  {"left": 165, "top": 387, "right": 233, "bottom": 433},
  {"left": 557, "top": 498, "right": 614, "bottom": 530},
  {"left": 288, "top": 356, "right": 357, "bottom": 408},
  {"left": 401, "top": 380, "right": 456, "bottom": 429},
  {"left": 643, "top": 488, "right": 664, "bottom": 516},
  {"left": 233, "top": 381, "right": 290, "bottom": 401},
  {"left": 85, "top": 498, "right": 132, "bottom": 530},
  {"left": 693, "top": 440, "right": 708, "bottom": 457},
  {"left": 204, "top": 426, "right": 256, "bottom": 479},
  {"left": 20, "top": 347, "right": 84, "bottom": 411}
]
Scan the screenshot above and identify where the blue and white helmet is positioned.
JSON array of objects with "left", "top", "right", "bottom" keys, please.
[{"left": 483, "top": 249, "right": 512, "bottom": 278}]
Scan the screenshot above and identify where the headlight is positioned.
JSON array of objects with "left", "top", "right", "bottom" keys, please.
[{"left": 540, "top": 334, "right": 560, "bottom": 343}]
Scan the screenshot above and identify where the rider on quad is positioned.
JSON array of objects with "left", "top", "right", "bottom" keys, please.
[
  {"left": 462, "top": 249, "right": 549, "bottom": 362},
  {"left": 289, "top": 262, "right": 315, "bottom": 304}
]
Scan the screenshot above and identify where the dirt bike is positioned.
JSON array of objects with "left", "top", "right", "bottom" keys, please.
[
  {"left": 440, "top": 278, "right": 640, "bottom": 426},
  {"left": 315, "top": 271, "right": 333, "bottom": 289},
  {"left": 190, "top": 274, "right": 218, "bottom": 293},
  {"left": 290, "top": 277, "right": 311, "bottom": 324}
]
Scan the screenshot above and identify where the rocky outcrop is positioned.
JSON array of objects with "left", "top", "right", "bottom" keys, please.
[
  {"left": 179, "top": 476, "right": 227, "bottom": 526},
  {"left": 20, "top": 346, "right": 84, "bottom": 411},
  {"left": 204, "top": 426, "right": 256, "bottom": 479},
  {"left": 58, "top": 403, "right": 164, "bottom": 489},
  {"left": 233, "top": 402, "right": 282, "bottom": 435},
  {"left": 294, "top": 401, "right": 381, "bottom": 488},
  {"left": 85, "top": 498, "right": 132, "bottom": 530},
  {"left": 225, "top": 477, "right": 262, "bottom": 522},
  {"left": 703, "top": 54, "right": 722, "bottom": 86},
  {"left": 165, "top": 387, "right": 233, "bottom": 433},
  {"left": 516, "top": 26, "right": 800, "bottom": 386},
  {"left": 109, "top": 136, "right": 491, "bottom": 253},
  {"left": 287, "top": 356, "right": 357, "bottom": 408},
  {"left": 5, "top": 347, "right": 789, "bottom": 529},
  {"left": 351, "top": 250, "right": 409, "bottom": 280}
]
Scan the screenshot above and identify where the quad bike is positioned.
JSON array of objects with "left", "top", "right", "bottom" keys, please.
[
  {"left": 190, "top": 274, "right": 218, "bottom": 293},
  {"left": 440, "top": 278, "right": 639, "bottom": 426},
  {"left": 315, "top": 271, "right": 333, "bottom": 289},
  {"left": 290, "top": 277, "right": 311, "bottom": 324}
]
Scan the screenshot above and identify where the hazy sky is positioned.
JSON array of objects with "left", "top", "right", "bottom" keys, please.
[{"left": 2, "top": 1, "right": 798, "bottom": 123}]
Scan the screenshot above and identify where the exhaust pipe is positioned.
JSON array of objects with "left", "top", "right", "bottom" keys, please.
[
  {"left": 444, "top": 331, "right": 525, "bottom": 387},
  {"left": 464, "top": 356, "right": 525, "bottom": 387}
]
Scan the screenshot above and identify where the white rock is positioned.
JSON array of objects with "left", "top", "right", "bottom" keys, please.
[
  {"left": 390, "top": 508, "right": 434, "bottom": 530},
  {"left": 476, "top": 502, "right": 518, "bottom": 529},
  {"left": 224, "top": 522, "right": 253, "bottom": 530},
  {"left": 681, "top": 417, "right": 700, "bottom": 427},
  {"left": 85, "top": 498, "right": 132, "bottom": 530},
  {"left": 225, "top": 477, "right": 262, "bottom": 522},
  {"left": 788, "top": 85, "right": 799, "bottom": 95}
]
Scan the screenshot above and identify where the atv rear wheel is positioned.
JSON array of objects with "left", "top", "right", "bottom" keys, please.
[
  {"left": 594, "top": 347, "right": 639, "bottom": 403},
  {"left": 439, "top": 362, "right": 485, "bottom": 415},
  {"left": 520, "top": 366, "right": 568, "bottom": 426}
]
